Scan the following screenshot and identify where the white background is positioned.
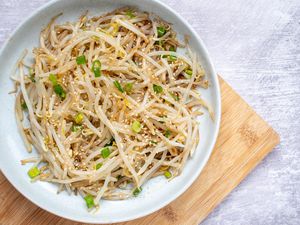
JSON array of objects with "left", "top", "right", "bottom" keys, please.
[{"left": 0, "top": 0, "right": 299, "bottom": 224}]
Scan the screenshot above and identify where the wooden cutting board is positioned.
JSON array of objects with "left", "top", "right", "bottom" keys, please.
[{"left": 0, "top": 77, "right": 280, "bottom": 225}]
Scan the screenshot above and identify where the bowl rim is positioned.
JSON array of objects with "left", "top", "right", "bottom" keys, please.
[{"left": 0, "top": 0, "right": 221, "bottom": 223}]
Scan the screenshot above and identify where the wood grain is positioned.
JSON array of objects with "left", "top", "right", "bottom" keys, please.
[{"left": 0, "top": 77, "right": 279, "bottom": 225}]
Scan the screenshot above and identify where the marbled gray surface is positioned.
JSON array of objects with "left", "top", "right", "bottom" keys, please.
[{"left": 0, "top": 0, "right": 299, "bottom": 224}]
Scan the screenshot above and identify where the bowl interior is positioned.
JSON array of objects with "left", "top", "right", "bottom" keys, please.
[{"left": 0, "top": 0, "right": 221, "bottom": 223}]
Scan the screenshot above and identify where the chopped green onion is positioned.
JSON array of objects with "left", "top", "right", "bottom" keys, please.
[
  {"left": 29, "top": 68, "right": 34, "bottom": 75},
  {"left": 153, "top": 84, "right": 163, "bottom": 94},
  {"left": 164, "top": 129, "right": 171, "bottom": 138},
  {"left": 29, "top": 76, "right": 35, "bottom": 82},
  {"left": 185, "top": 69, "right": 193, "bottom": 77},
  {"left": 21, "top": 102, "right": 28, "bottom": 110},
  {"left": 76, "top": 55, "right": 86, "bottom": 65},
  {"left": 169, "top": 46, "right": 176, "bottom": 52},
  {"left": 133, "top": 187, "right": 142, "bottom": 196},
  {"left": 74, "top": 113, "right": 84, "bottom": 124},
  {"left": 104, "top": 137, "right": 115, "bottom": 147},
  {"left": 95, "top": 163, "right": 103, "bottom": 170},
  {"left": 150, "top": 140, "right": 157, "bottom": 145},
  {"left": 169, "top": 55, "right": 177, "bottom": 61},
  {"left": 132, "top": 120, "right": 142, "bottom": 133},
  {"left": 53, "top": 84, "right": 66, "bottom": 100},
  {"left": 162, "top": 54, "right": 177, "bottom": 62},
  {"left": 92, "top": 35, "right": 100, "bottom": 41},
  {"left": 92, "top": 60, "right": 101, "bottom": 77},
  {"left": 126, "top": 10, "right": 135, "bottom": 18},
  {"left": 157, "top": 26, "right": 166, "bottom": 38},
  {"left": 49, "top": 73, "right": 57, "bottom": 85},
  {"left": 164, "top": 170, "right": 172, "bottom": 179},
  {"left": 113, "top": 81, "right": 124, "bottom": 93},
  {"left": 29, "top": 68, "right": 35, "bottom": 82},
  {"left": 154, "top": 40, "right": 164, "bottom": 46},
  {"left": 101, "top": 147, "right": 111, "bottom": 158},
  {"left": 169, "top": 92, "right": 179, "bottom": 101},
  {"left": 84, "top": 194, "right": 95, "bottom": 208},
  {"left": 71, "top": 124, "right": 82, "bottom": 132},
  {"left": 49, "top": 74, "right": 66, "bottom": 99},
  {"left": 28, "top": 166, "right": 40, "bottom": 179},
  {"left": 124, "top": 83, "right": 133, "bottom": 93}
]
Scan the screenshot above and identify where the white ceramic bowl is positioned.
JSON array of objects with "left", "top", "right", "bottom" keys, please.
[{"left": 0, "top": 0, "right": 221, "bottom": 223}]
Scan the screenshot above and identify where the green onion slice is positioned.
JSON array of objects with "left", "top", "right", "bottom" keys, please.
[
  {"left": 84, "top": 194, "right": 95, "bottom": 208},
  {"left": 49, "top": 74, "right": 66, "bottom": 99},
  {"left": 164, "top": 129, "right": 171, "bottom": 138},
  {"left": 132, "top": 120, "right": 142, "bottom": 133},
  {"left": 157, "top": 26, "right": 166, "bottom": 38},
  {"left": 28, "top": 166, "right": 40, "bottom": 179},
  {"left": 113, "top": 81, "right": 124, "bottom": 93},
  {"left": 126, "top": 10, "right": 135, "bottom": 18},
  {"left": 169, "top": 92, "right": 179, "bottom": 101},
  {"left": 153, "top": 84, "right": 163, "bottom": 94},
  {"left": 95, "top": 163, "right": 103, "bottom": 170},
  {"left": 29, "top": 68, "right": 35, "bottom": 82},
  {"left": 92, "top": 60, "right": 101, "bottom": 77},
  {"left": 185, "top": 69, "right": 193, "bottom": 77},
  {"left": 21, "top": 102, "right": 28, "bottom": 110},
  {"left": 133, "top": 187, "right": 142, "bottom": 196},
  {"left": 150, "top": 140, "right": 158, "bottom": 145},
  {"left": 76, "top": 55, "right": 86, "bottom": 65},
  {"left": 162, "top": 54, "right": 177, "bottom": 61},
  {"left": 124, "top": 83, "right": 133, "bottom": 93},
  {"left": 53, "top": 84, "right": 66, "bottom": 100},
  {"left": 154, "top": 40, "right": 164, "bottom": 46},
  {"left": 169, "top": 55, "right": 177, "bottom": 61},
  {"left": 74, "top": 113, "right": 84, "bottom": 124},
  {"left": 49, "top": 74, "right": 57, "bottom": 85},
  {"left": 164, "top": 170, "right": 172, "bottom": 179},
  {"left": 71, "top": 124, "right": 82, "bottom": 132},
  {"left": 169, "top": 46, "right": 176, "bottom": 52},
  {"left": 101, "top": 147, "right": 111, "bottom": 158}
]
